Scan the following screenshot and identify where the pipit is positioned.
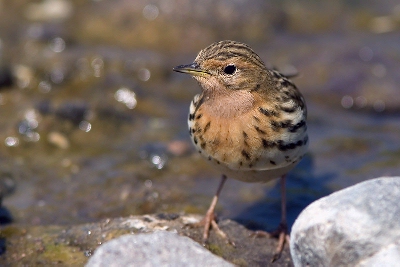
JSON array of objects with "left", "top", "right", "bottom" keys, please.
[{"left": 173, "top": 40, "right": 308, "bottom": 261}]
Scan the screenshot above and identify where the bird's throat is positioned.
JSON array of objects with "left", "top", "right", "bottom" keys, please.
[{"left": 201, "top": 89, "right": 255, "bottom": 119}]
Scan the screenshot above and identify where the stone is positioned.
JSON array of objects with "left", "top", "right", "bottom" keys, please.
[
  {"left": 86, "top": 230, "right": 234, "bottom": 267},
  {"left": 0, "top": 214, "right": 293, "bottom": 266},
  {"left": 290, "top": 177, "right": 400, "bottom": 267}
]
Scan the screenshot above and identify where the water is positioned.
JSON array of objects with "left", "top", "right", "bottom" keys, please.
[{"left": 0, "top": 0, "right": 399, "bottom": 236}]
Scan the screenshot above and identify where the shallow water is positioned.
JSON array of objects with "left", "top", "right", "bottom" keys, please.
[{"left": 0, "top": 0, "right": 399, "bottom": 238}]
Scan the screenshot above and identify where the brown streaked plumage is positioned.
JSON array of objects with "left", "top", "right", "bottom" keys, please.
[{"left": 173, "top": 40, "right": 308, "bottom": 261}]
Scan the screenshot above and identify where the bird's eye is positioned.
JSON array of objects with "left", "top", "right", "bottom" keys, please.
[{"left": 223, "top": 65, "right": 236, "bottom": 75}]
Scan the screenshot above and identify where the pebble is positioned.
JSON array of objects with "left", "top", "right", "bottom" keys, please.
[
  {"left": 290, "top": 177, "right": 400, "bottom": 267},
  {"left": 48, "top": 132, "right": 69, "bottom": 149}
]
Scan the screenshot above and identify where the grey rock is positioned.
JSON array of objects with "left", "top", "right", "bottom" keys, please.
[
  {"left": 86, "top": 230, "right": 234, "bottom": 267},
  {"left": 290, "top": 177, "right": 400, "bottom": 267}
]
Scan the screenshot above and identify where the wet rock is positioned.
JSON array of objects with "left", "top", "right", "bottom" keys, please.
[
  {"left": 86, "top": 231, "right": 234, "bottom": 267},
  {"left": 290, "top": 177, "right": 400, "bottom": 267},
  {"left": 0, "top": 214, "right": 293, "bottom": 266}
]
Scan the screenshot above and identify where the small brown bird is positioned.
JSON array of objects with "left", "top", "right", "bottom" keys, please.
[{"left": 173, "top": 40, "right": 308, "bottom": 261}]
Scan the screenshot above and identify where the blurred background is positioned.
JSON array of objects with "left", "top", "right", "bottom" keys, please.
[{"left": 0, "top": 0, "right": 399, "bottom": 242}]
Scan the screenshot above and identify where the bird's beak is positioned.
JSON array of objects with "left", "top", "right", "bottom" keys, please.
[{"left": 173, "top": 63, "right": 209, "bottom": 77}]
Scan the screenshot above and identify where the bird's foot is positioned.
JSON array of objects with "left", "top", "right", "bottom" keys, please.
[
  {"left": 252, "top": 222, "right": 290, "bottom": 262},
  {"left": 187, "top": 211, "right": 235, "bottom": 247}
]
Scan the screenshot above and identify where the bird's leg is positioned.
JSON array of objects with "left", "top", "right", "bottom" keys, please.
[
  {"left": 192, "top": 175, "right": 235, "bottom": 246},
  {"left": 271, "top": 174, "right": 290, "bottom": 262},
  {"left": 252, "top": 175, "right": 289, "bottom": 262},
  {"left": 202, "top": 175, "right": 225, "bottom": 239}
]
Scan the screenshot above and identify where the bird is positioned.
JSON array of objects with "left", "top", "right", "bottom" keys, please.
[{"left": 173, "top": 40, "right": 308, "bottom": 261}]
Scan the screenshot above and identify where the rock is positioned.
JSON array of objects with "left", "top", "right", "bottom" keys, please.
[
  {"left": 290, "top": 177, "right": 400, "bottom": 267},
  {"left": 85, "top": 231, "right": 234, "bottom": 267},
  {"left": 0, "top": 214, "right": 293, "bottom": 266}
]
